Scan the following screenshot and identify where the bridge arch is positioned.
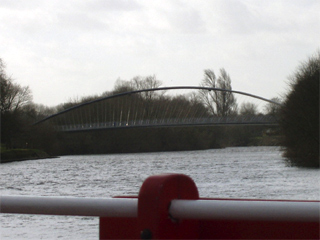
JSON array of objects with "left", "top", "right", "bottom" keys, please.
[{"left": 34, "top": 86, "right": 281, "bottom": 131}]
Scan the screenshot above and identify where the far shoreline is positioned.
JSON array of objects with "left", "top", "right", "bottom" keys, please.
[
  {"left": 1, "top": 156, "right": 59, "bottom": 164},
  {"left": 0, "top": 148, "right": 58, "bottom": 164}
]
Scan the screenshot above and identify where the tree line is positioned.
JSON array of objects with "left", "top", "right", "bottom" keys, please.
[{"left": 48, "top": 70, "right": 280, "bottom": 129}]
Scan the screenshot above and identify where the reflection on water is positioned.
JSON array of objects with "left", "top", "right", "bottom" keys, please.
[{"left": 1, "top": 146, "right": 319, "bottom": 239}]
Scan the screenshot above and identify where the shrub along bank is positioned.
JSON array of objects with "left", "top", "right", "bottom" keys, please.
[{"left": 280, "top": 52, "right": 319, "bottom": 168}]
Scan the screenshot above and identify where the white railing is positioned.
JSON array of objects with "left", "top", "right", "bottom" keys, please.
[
  {"left": 1, "top": 195, "right": 319, "bottom": 222},
  {"left": 170, "top": 199, "right": 320, "bottom": 222},
  {"left": 1, "top": 196, "right": 137, "bottom": 217}
]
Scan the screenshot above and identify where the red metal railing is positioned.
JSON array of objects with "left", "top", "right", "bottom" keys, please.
[{"left": 1, "top": 173, "right": 319, "bottom": 239}]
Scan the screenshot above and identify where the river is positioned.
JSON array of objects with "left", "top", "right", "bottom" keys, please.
[{"left": 1, "top": 146, "right": 319, "bottom": 239}]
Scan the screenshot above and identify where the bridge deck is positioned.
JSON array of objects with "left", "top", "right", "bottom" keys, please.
[{"left": 57, "top": 115, "right": 278, "bottom": 132}]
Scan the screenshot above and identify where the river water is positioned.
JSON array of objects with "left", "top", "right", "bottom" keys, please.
[{"left": 1, "top": 146, "right": 319, "bottom": 239}]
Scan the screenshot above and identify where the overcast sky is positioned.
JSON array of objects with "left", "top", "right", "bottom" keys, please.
[{"left": 1, "top": 0, "right": 319, "bottom": 106}]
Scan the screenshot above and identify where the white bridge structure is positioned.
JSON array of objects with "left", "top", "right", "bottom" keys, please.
[{"left": 34, "top": 86, "right": 281, "bottom": 132}]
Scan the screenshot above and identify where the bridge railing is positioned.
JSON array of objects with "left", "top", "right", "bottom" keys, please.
[
  {"left": 55, "top": 115, "right": 278, "bottom": 132},
  {"left": 2, "top": 174, "right": 318, "bottom": 239}
]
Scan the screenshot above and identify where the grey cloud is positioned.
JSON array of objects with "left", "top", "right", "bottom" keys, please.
[
  {"left": 56, "top": 12, "right": 109, "bottom": 32},
  {"left": 217, "top": 0, "right": 263, "bottom": 34},
  {"left": 82, "top": 0, "right": 143, "bottom": 12},
  {"left": 217, "top": 0, "right": 320, "bottom": 36},
  {"left": 150, "top": 1, "right": 206, "bottom": 34},
  {"left": 168, "top": 8, "right": 206, "bottom": 34},
  {"left": 0, "top": 0, "right": 44, "bottom": 10}
]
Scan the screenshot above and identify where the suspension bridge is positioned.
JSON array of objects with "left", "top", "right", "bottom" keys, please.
[{"left": 34, "top": 86, "right": 281, "bottom": 132}]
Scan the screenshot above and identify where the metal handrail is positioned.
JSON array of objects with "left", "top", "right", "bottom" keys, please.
[
  {"left": 170, "top": 199, "right": 320, "bottom": 222},
  {"left": 1, "top": 195, "right": 319, "bottom": 222},
  {"left": 0, "top": 196, "right": 137, "bottom": 217}
]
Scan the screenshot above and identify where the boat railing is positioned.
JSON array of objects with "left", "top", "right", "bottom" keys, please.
[{"left": 1, "top": 173, "right": 319, "bottom": 239}]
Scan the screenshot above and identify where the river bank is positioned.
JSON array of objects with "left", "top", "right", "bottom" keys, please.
[{"left": 0, "top": 148, "right": 57, "bottom": 163}]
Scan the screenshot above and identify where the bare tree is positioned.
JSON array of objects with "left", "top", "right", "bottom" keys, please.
[
  {"left": 0, "top": 80, "right": 32, "bottom": 113},
  {"left": 264, "top": 97, "right": 281, "bottom": 116},
  {"left": 129, "top": 75, "right": 162, "bottom": 119},
  {"left": 132, "top": 75, "right": 163, "bottom": 101},
  {"left": 199, "top": 68, "right": 237, "bottom": 116},
  {"left": 112, "top": 78, "right": 135, "bottom": 94},
  {"left": 239, "top": 102, "right": 258, "bottom": 116},
  {"left": 199, "top": 69, "right": 217, "bottom": 115},
  {"left": 216, "top": 69, "right": 237, "bottom": 116},
  {"left": 0, "top": 61, "right": 32, "bottom": 113},
  {"left": 0, "top": 58, "right": 5, "bottom": 76},
  {"left": 1, "top": 58, "right": 34, "bottom": 148}
]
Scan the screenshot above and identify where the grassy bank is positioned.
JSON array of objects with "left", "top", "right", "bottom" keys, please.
[{"left": 1, "top": 147, "right": 52, "bottom": 163}]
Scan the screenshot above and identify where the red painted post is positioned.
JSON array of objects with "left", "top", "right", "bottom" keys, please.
[
  {"left": 99, "top": 173, "right": 319, "bottom": 239},
  {"left": 100, "top": 174, "right": 199, "bottom": 239},
  {"left": 138, "top": 174, "right": 199, "bottom": 239},
  {"left": 99, "top": 196, "right": 139, "bottom": 239}
]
